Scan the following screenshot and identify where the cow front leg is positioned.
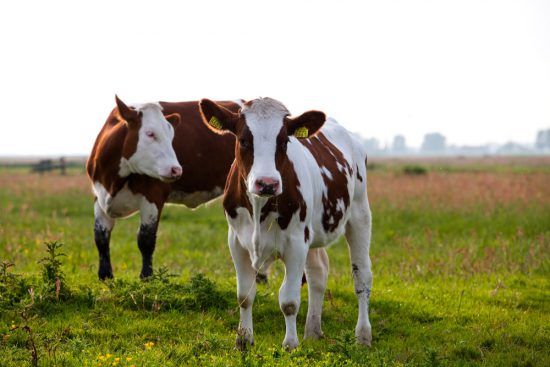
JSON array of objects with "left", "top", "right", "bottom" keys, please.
[
  {"left": 94, "top": 200, "right": 115, "bottom": 280},
  {"left": 229, "top": 228, "right": 256, "bottom": 350},
  {"left": 280, "top": 242, "right": 307, "bottom": 350},
  {"left": 137, "top": 199, "right": 161, "bottom": 279},
  {"left": 304, "top": 248, "right": 329, "bottom": 340},
  {"left": 345, "top": 199, "right": 373, "bottom": 346}
]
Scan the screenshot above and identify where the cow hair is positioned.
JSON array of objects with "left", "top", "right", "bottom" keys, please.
[{"left": 241, "top": 97, "right": 290, "bottom": 119}]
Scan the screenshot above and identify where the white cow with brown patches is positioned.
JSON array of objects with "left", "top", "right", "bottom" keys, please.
[{"left": 199, "top": 97, "right": 373, "bottom": 350}]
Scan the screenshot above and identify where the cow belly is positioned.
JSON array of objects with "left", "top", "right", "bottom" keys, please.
[
  {"left": 93, "top": 182, "right": 141, "bottom": 219},
  {"left": 166, "top": 187, "right": 223, "bottom": 209}
]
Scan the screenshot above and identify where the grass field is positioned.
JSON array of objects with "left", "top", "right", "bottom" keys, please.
[{"left": 1, "top": 157, "right": 549, "bottom": 366}]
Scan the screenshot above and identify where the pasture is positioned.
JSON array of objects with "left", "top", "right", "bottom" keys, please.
[{"left": 0, "top": 157, "right": 549, "bottom": 366}]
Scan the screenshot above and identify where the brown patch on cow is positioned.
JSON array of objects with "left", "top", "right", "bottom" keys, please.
[
  {"left": 304, "top": 227, "right": 310, "bottom": 242},
  {"left": 223, "top": 162, "right": 252, "bottom": 219},
  {"left": 300, "top": 132, "right": 352, "bottom": 233},
  {"left": 281, "top": 302, "right": 297, "bottom": 316},
  {"left": 238, "top": 295, "right": 251, "bottom": 309},
  {"left": 356, "top": 164, "right": 363, "bottom": 182},
  {"left": 87, "top": 101, "right": 239, "bottom": 206}
]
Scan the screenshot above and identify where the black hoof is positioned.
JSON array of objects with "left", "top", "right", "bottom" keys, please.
[
  {"left": 98, "top": 270, "right": 113, "bottom": 281},
  {"left": 140, "top": 269, "right": 153, "bottom": 280},
  {"left": 98, "top": 262, "right": 113, "bottom": 280}
]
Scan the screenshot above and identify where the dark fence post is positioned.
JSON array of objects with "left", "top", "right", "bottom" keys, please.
[{"left": 59, "top": 157, "right": 66, "bottom": 175}]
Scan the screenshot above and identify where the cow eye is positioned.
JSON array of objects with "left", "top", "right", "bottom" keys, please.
[{"left": 146, "top": 131, "right": 156, "bottom": 139}]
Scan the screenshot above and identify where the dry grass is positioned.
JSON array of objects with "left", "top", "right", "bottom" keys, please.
[
  {"left": 368, "top": 171, "right": 550, "bottom": 210},
  {"left": 0, "top": 171, "right": 90, "bottom": 198}
]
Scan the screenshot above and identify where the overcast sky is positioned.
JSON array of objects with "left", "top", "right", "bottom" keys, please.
[{"left": 0, "top": 0, "right": 549, "bottom": 156}]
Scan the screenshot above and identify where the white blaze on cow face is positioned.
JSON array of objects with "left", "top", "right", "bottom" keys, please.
[
  {"left": 119, "top": 103, "right": 182, "bottom": 182},
  {"left": 241, "top": 98, "right": 289, "bottom": 197}
]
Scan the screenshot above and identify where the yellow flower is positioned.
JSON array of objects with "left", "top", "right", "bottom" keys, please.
[
  {"left": 126, "top": 357, "right": 133, "bottom": 361},
  {"left": 114, "top": 358, "right": 120, "bottom": 362},
  {"left": 106, "top": 353, "right": 112, "bottom": 359}
]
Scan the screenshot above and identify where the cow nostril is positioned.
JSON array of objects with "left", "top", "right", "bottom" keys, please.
[
  {"left": 255, "top": 180, "right": 265, "bottom": 189},
  {"left": 171, "top": 166, "right": 182, "bottom": 177}
]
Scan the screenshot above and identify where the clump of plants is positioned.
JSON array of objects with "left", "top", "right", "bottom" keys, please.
[
  {"left": 402, "top": 164, "right": 428, "bottom": 175},
  {"left": 0, "top": 260, "right": 29, "bottom": 308},
  {"left": 105, "top": 270, "right": 230, "bottom": 312}
]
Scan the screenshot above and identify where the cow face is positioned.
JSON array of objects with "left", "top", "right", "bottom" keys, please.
[
  {"left": 116, "top": 96, "right": 182, "bottom": 182},
  {"left": 199, "top": 97, "right": 325, "bottom": 197}
]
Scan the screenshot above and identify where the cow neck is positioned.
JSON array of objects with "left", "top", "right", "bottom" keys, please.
[{"left": 93, "top": 122, "right": 133, "bottom": 196}]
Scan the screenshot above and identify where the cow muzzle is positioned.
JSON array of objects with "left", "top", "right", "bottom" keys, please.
[
  {"left": 159, "top": 165, "right": 182, "bottom": 183},
  {"left": 253, "top": 177, "right": 280, "bottom": 197}
]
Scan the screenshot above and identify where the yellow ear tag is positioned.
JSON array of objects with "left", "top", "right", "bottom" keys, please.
[
  {"left": 294, "top": 126, "right": 309, "bottom": 138},
  {"left": 209, "top": 116, "right": 223, "bottom": 130}
]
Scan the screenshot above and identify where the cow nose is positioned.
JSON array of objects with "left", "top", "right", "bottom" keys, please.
[
  {"left": 255, "top": 177, "right": 280, "bottom": 196},
  {"left": 171, "top": 166, "right": 182, "bottom": 178}
]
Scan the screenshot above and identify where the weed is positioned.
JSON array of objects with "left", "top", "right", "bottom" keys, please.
[{"left": 37, "top": 241, "right": 67, "bottom": 300}]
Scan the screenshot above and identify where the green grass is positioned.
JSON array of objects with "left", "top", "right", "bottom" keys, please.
[{"left": 0, "top": 164, "right": 549, "bottom": 366}]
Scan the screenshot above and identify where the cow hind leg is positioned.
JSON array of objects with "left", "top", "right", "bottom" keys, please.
[
  {"left": 344, "top": 198, "right": 373, "bottom": 346},
  {"left": 137, "top": 199, "right": 162, "bottom": 279},
  {"left": 94, "top": 200, "right": 115, "bottom": 280},
  {"left": 304, "top": 248, "right": 329, "bottom": 340}
]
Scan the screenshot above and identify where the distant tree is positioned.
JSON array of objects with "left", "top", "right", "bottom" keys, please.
[
  {"left": 535, "top": 129, "right": 550, "bottom": 150},
  {"left": 392, "top": 135, "right": 407, "bottom": 153},
  {"left": 421, "top": 132, "right": 446, "bottom": 153}
]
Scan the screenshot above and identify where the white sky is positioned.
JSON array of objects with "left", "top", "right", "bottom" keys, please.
[{"left": 0, "top": 0, "right": 549, "bottom": 155}]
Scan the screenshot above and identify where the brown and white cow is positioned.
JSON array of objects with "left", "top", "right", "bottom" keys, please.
[
  {"left": 87, "top": 96, "right": 238, "bottom": 279},
  {"left": 199, "top": 97, "right": 373, "bottom": 350}
]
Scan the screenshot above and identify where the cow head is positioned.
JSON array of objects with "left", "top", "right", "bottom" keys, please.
[
  {"left": 199, "top": 97, "right": 325, "bottom": 197},
  {"left": 115, "top": 95, "right": 182, "bottom": 182}
]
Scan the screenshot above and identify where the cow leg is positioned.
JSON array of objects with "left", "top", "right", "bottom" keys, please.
[
  {"left": 344, "top": 198, "right": 373, "bottom": 346},
  {"left": 280, "top": 242, "right": 307, "bottom": 350},
  {"left": 94, "top": 200, "right": 115, "bottom": 280},
  {"left": 304, "top": 248, "right": 329, "bottom": 340},
  {"left": 137, "top": 198, "right": 162, "bottom": 279},
  {"left": 229, "top": 228, "right": 256, "bottom": 350}
]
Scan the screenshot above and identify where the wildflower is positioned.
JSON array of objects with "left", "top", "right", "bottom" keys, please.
[
  {"left": 144, "top": 341, "right": 155, "bottom": 350},
  {"left": 126, "top": 357, "right": 133, "bottom": 361},
  {"left": 106, "top": 353, "right": 112, "bottom": 359}
]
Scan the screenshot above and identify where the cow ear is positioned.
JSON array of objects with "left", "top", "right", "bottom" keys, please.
[
  {"left": 285, "top": 110, "right": 326, "bottom": 139},
  {"left": 115, "top": 95, "right": 140, "bottom": 125},
  {"left": 164, "top": 113, "right": 180, "bottom": 129},
  {"left": 199, "top": 99, "right": 239, "bottom": 135}
]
